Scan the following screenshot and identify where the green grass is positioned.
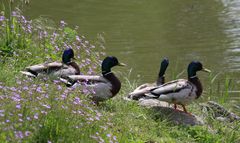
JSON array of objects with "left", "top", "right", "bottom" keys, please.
[{"left": 0, "top": 2, "right": 240, "bottom": 143}]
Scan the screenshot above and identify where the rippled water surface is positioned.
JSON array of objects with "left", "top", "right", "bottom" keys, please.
[{"left": 25, "top": 0, "right": 240, "bottom": 102}]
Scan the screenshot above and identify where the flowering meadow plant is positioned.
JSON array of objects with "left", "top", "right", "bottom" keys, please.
[
  {"left": 0, "top": 2, "right": 118, "bottom": 142},
  {"left": 0, "top": 77, "right": 118, "bottom": 142}
]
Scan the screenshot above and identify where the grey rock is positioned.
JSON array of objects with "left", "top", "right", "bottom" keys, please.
[
  {"left": 138, "top": 99, "right": 204, "bottom": 126},
  {"left": 138, "top": 98, "right": 169, "bottom": 107},
  {"left": 200, "top": 101, "right": 240, "bottom": 122}
]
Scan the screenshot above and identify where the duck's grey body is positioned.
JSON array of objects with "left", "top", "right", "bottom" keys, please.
[
  {"left": 146, "top": 79, "right": 198, "bottom": 106},
  {"left": 21, "top": 61, "right": 79, "bottom": 78},
  {"left": 72, "top": 72, "right": 121, "bottom": 102},
  {"left": 63, "top": 56, "right": 125, "bottom": 103},
  {"left": 21, "top": 49, "right": 80, "bottom": 78}
]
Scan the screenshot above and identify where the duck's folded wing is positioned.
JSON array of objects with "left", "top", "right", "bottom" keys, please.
[
  {"left": 46, "top": 62, "right": 63, "bottom": 68},
  {"left": 67, "top": 75, "right": 108, "bottom": 83},
  {"left": 26, "top": 62, "right": 63, "bottom": 71},
  {"left": 145, "top": 79, "right": 189, "bottom": 98},
  {"left": 127, "top": 85, "right": 156, "bottom": 100},
  {"left": 133, "top": 83, "right": 155, "bottom": 91}
]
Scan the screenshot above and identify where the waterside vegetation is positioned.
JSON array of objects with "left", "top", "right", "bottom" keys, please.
[{"left": 0, "top": 1, "right": 239, "bottom": 143}]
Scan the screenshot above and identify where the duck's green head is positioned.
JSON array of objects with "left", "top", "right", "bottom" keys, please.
[
  {"left": 188, "top": 61, "right": 211, "bottom": 78},
  {"left": 62, "top": 49, "right": 75, "bottom": 64},
  {"left": 158, "top": 58, "right": 169, "bottom": 77},
  {"left": 102, "top": 56, "right": 126, "bottom": 74}
]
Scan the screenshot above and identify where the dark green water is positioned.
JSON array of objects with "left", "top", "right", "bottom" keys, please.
[{"left": 24, "top": 0, "right": 240, "bottom": 102}]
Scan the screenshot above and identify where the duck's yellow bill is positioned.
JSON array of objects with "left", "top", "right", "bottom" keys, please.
[
  {"left": 202, "top": 68, "right": 211, "bottom": 73},
  {"left": 118, "top": 63, "right": 127, "bottom": 66}
]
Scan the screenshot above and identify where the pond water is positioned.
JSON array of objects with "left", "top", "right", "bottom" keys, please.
[{"left": 25, "top": 0, "right": 240, "bottom": 102}]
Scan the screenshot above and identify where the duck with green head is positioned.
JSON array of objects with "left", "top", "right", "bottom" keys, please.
[
  {"left": 62, "top": 56, "right": 125, "bottom": 103},
  {"left": 127, "top": 58, "right": 169, "bottom": 100},
  {"left": 20, "top": 48, "right": 80, "bottom": 78},
  {"left": 145, "top": 61, "right": 211, "bottom": 113}
]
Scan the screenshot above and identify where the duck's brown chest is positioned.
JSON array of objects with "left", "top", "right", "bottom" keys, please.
[
  {"left": 189, "top": 77, "right": 203, "bottom": 99},
  {"left": 103, "top": 73, "right": 121, "bottom": 97}
]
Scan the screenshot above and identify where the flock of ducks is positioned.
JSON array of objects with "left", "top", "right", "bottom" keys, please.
[{"left": 21, "top": 49, "right": 211, "bottom": 113}]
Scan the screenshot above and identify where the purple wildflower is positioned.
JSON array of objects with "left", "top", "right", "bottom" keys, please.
[
  {"left": 87, "top": 117, "right": 94, "bottom": 121},
  {"left": 28, "top": 91, "right": 33, "bottom": 95},
  {"left": 95, "top": 116, "right": 100, "bottom": 121},
  {"left": 39, "top": 31, "right": 43, "bottom": 39},
  {"left": 0, "top": 16, "right": 5, "bottom": 21},
  {"left": 107, "top": 134, "right": 111, "bottom": 138},
  {"left": 53, "top": 80, "right": 60, "bottom": 84},
  {"left": 36, "top": 86, "right": 43, "bottom": 93},
  {"left": 27, "top": 24, "right": 32, "bottom": 33},
  {"left": 41, "top": 110, "right": 47, "bottom": 115},
  {"left": 26, "top": 117, "right": 31, "bottom": 121},
  {"left": 34, "top": 113, "right": 39, "bottom": 120},
  {"left": 73, "top": 97, "right": 81, "bottom": 105},
  {"left": 76, "top": 36, "right": 81, "bottom": 42},
  {"left": 16, "top": 104, "right": 21, "bottom": 109},
  {"left": 61, "top": 105, "right": 68, "bottom": 109},
  {"left": 57, "top": 85, "right": 62, "bottom": 90},
  {"left": 25, "top": 131, "right": 31, "bottom": 137},
  {"left": 12, "top": 11, "right": 17, "bottom": 16},
  {"left": 113, "top": 136, "right": 117, "bottom": 141},
  {"left": 10, "top": 87, "right": 17, "bottom": 91},
  {"left": 15, "top": 131, "right": 24, "bottom": 139},
  {"left": 61, "top": 94, "right": 67, "bottom": 99},
  {"left": 42, "top": 104, "right": 51, "bottom": 109}
]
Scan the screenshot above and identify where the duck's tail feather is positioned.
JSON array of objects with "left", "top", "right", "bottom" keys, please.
[
  {"left": 20, "top": 71, "right": 37, "bottom": 78},
  {"left": 144, "top": 93, "right": 159, "bottom": 99},
  {"left": 59, "top": 77, "right": 74, "bottom": 87}
]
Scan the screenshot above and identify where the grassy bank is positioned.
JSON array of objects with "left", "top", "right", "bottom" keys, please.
[{"left": 0, "top": 2, "right": 240, "bottom": 143}]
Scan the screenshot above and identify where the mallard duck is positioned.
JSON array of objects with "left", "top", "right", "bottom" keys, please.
[
  {"left": 145, "top": 61, "right": 211, "bottom": 113},
  {"left": 61, "top": 56, "right": 125, "bottom": 103},
  {"left": 127, "top": 58, "right": 169, "bottom": 100},
  {"left": 20, "top": 48, "right": 80, "bottom": 78}
]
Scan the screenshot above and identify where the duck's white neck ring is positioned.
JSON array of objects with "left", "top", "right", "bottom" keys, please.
[
  {"left": 190, "top": 75, "right": 197, "bottom": 79},
  {"left": 103, "top": 71, "right": 112, "bottom": 76}
]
